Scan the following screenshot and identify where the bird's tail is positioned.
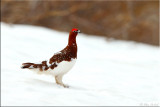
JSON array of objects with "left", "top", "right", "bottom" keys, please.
[{"left": 21, "top": 61, "right": 49, "bottom": 71}]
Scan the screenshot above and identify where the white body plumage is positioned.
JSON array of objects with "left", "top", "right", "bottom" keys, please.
[{"left": 29, "top": 58, "right": 76, "bottom": 76}]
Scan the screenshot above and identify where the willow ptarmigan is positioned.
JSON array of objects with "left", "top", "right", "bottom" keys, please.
[{"left": 21, "top": 28, "right": 80, "bottom": 88}]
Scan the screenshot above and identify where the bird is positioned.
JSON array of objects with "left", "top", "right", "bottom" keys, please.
[{"left": 21, "top": 28, "right": 80, "bottom": 88}]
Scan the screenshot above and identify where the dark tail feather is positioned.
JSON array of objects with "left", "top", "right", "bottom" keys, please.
[
  {"left": 21, "top": 63, "right": 35, "bottom": 69},
  {"left": 21, "top": 61, "right": 49, "bottom": 71}
]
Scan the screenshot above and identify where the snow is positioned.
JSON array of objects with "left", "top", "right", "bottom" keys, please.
[{"left": 1, "top": 22, "right": 160, "bottom": 106}]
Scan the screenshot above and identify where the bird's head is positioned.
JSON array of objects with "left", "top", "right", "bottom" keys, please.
[
  {"left": 69, "top": 28, "right": 80, "bottom": 38},
  {"left": 71, "top": 28, "right": 81, "bottom": 34}
]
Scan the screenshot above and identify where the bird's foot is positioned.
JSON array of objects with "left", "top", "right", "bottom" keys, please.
[
  {"left": 57, "top": 83, "right": 69, "bottom": 88},
  {"left": 63, "top": 84, "right": 69, "bottom": 88}
]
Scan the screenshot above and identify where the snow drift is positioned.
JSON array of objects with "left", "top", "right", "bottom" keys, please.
[{"left": 1, "top": 23, "right": 160, "bottom": 106}]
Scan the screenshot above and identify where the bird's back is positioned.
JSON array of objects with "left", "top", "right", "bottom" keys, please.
[{"left": 21, "top": 45, "right": 77, "bottom": 76}]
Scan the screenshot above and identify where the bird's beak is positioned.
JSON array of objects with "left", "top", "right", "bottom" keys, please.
[{"left": 77, "top": 30, "right": 81, "bottom": 33}]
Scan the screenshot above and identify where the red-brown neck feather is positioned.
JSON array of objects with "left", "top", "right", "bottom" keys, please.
[
  {"left": 67, "top": 31, "right": 78, "bottom": 58},
  {"left": 68, "top": 31, "right": 77, "bottom": 46}
]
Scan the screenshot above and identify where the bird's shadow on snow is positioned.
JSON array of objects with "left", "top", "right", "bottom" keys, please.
[
  {"left": 25, "top": 78, "right": 89, "bottom": 90},
  {"left": 25, "top": 78, "right": 59, "bottom": 88},
  {"left": 69, "top": 85, "right": 89, "bottom": 91}
]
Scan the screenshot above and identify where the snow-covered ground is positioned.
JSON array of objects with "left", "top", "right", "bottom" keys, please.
[{"left": 1, "top": 23, "right": 160, "bottom": 106}]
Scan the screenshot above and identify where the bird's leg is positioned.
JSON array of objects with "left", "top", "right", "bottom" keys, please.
[{"left": 55, "top": 75, "right": 69, "bottom": 88}]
